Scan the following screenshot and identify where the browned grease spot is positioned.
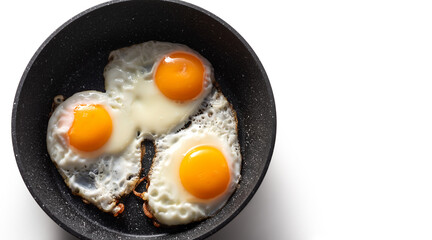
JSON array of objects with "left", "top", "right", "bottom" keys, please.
[
  {"left": 50, "top": 95, "right": 64, "bottom": 116},
  {"left": 113, "top": 203, "right": 124, "bottom": 217},
  {"left": 143, "top": 202, "right": 154, "bottom": 219}
]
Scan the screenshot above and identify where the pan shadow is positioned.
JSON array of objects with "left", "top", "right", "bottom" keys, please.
[
  {"left": 208, "top": 172, "right": 284, "bottom": 240},
  {"left": 56, "top": 228, "right": 79, "bottom": 240}
]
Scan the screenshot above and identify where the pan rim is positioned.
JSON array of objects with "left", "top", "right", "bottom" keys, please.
[{"left": 11, "top": 0, "right": 276, "bottom": 239}]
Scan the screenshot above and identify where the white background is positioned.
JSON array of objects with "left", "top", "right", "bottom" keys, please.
[{"left": 2, "top": 0, "right": 432, "bottom": 239}]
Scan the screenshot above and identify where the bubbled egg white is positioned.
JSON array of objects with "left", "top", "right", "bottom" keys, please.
[
  {"left": 47, "top": 91, "right": 142, "bottom": 214},
  {"left": 144, "top": 91, "right": 242, "bottom": 225}
]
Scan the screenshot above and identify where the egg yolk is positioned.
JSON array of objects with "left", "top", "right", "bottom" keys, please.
[
  {"left": 179, "top": 145, "right": 230, "bottom": 199},
  {"left": 67, "top": 104, "right": 112, "bottom": 152},
  {"left": 155, "top": 52, "right": 205, "bottom": 101}
]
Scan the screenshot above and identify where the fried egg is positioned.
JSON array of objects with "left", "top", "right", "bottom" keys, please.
[
  {"left": 47, "top": 91, "right": 141, "bottom": 215},
  {"left": 104, "top": 41, "right": 213, "bottom": 137},
  {"left": 143, "top": 91, "right": 242, "bottom": 225}
]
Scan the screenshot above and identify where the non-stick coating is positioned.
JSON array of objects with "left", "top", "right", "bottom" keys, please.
[{"left": 12, "top": 0, "right": 276, "bottom": 239}]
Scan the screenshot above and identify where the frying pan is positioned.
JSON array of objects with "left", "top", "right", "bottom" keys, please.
[{"left": 12, "top": 0, "right": 276, "bottom": 239}]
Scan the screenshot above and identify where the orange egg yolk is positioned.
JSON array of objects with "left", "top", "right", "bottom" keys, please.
[
  {"left": 67, "top": 104, "right": 112, "bottom": 152},
  {"left": 179, "top": 145, "right": 230, "bottom": 199},
  {"left": 155, "top": 52, "right": 205, "bottom": 101}
]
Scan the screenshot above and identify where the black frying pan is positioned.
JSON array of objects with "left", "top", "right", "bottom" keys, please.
[{"left": 12, "top": 0, "right": 276, "bottom": 239}]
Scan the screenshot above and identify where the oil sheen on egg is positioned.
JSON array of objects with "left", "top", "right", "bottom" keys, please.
[
  {"left": 103, "top": 41, "right": 213, "bottom": 137},
  {"left": 144, "top": 91, "right": 242, "bottom": 225},
  {"left": 47, "top": 91, "right": 141, "bottom": 215}
]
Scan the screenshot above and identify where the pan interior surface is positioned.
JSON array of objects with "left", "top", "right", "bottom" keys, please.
[{"left": 12, "top": 0, "right": 276, "bottom": 239}]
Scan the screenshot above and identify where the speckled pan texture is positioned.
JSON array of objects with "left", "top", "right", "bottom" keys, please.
[{"left": 11, "top": 0, "right": 276, "bottom": 239}]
